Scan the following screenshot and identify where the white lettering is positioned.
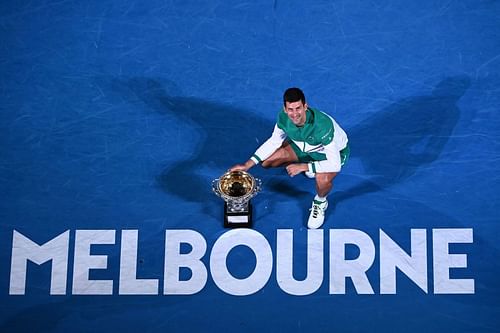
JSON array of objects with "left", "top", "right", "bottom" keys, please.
[
  {"left": 9, "top": 230, "right": 69, "bottom": 295},
  {"left": 330, "top": 229, "right": 375, "bottom": 294},
  {"left": 380, "top": 229, "right": 428, "bottom": 294},
  {"left": 433, "top": 228, "right": 474, "bottom": 294},
  {"left": 164, "top": 230, "right": 207, "bottom": 295},
  {"left": 119, "top": 230, "right": 159, "bottom": 295},
  {"left": 72, "top": 230, "right": 115, "bottom": 295},
  {"left": 210, "top": 229, "right": 272, "bottom": 296},
  {"left": 276, "top": 229, "right": 323, "bottom": 295},
  {"left": 6, "top": 227, "right": 475, "bottom": 296}
]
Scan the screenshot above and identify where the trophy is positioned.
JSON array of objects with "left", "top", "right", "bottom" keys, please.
[{"left": 212, "top": 170, "right": 262, "bottom": 228}]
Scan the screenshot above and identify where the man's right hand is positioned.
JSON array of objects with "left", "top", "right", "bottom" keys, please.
[
  {"left": 229, "top": 164, "right": 247, "bottom": 172},
  {"left": 229, "top": 160, "right": 255, "bottom": 172}
]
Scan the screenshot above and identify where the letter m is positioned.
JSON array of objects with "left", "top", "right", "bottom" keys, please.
[{"left": 9, "top": 230, "right": 69, "bottom": 295}]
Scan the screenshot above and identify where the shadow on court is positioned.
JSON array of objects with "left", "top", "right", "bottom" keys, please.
[
  {"left": 335, "top": 75, "right": 471, "bottom": 205},
  {"left": 111, "top": 75, "right": 471, "bottom": 212}
]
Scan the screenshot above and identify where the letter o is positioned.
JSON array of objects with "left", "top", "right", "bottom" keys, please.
[{"left": 210, "top": 229, "right": 272, "bottom": 296}]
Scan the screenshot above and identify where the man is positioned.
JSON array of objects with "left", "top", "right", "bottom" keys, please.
[{"left": 230, "top": 87, "right": 349, "bottom": 228}]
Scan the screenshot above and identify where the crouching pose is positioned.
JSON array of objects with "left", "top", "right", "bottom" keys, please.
[{"left": 230, "top": 87, "right": 349, "bottom": 228}]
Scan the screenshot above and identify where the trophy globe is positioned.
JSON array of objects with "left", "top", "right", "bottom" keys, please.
[{"left": 212, "top": 170, "right": 262, "bottom": 228}]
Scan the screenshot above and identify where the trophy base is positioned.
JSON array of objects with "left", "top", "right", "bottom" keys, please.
[{"left": 224, "top": 202, "right": 253, "bottom": 228}]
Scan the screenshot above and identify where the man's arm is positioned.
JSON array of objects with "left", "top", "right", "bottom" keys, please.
[{"left": 230, "top": 124, "right": 286, "bottom": 172}]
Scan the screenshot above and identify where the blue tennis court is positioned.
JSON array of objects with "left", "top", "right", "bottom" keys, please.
[{"left": 1, "top": 1, "right": 499, "bottom": 332}]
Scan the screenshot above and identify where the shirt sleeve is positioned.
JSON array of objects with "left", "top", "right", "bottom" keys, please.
[
  {"left": 250, "top": 124, "right": 287, "bottom": 164},
  {"left": 307, "top": 140, "right": 342, "bottom": 173}
]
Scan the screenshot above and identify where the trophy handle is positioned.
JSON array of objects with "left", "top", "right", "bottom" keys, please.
[
  {"left": 212, "top": 179, "right": 222, "bottom": 197},
  {"left": 254, "top": 178, "right": 262, "bottom": 193}
]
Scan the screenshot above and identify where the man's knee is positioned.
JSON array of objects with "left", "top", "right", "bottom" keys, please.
[
  {"left": 261, "top": 160, "right": 272, "bottom": 168},
  {"left": 262, "top": 158, "right": 285, "bottom": 168},
  {"left": 261, "top": 156, "right": 281, "bottom": 168},
  {"left": 315, "top": 172, "right": 337, "bottom": 186},
  {"left": 262, "top": 147, "right": 296, "bottom": 168}
]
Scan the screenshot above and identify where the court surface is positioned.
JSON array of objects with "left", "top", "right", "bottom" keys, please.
[{"left": 1, "top": 1, "right": 499, "bottom": 332}]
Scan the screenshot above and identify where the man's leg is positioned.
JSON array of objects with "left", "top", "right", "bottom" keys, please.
[
  {"left": 261, "top": 142, "right": 299, "bottom": 168},
  {"left": 308, "top": 172, "right": 338, "bottom": 229},
  {"left": 315, "top": 172, "right": 337, "bottom": 197}
]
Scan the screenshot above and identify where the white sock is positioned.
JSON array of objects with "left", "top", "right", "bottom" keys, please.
[{"left": 314, "top": 195, "right": 327, "bottom": 202}]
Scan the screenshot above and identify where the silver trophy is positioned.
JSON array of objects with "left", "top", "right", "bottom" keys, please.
[{"left": 212, "top": 170, "right": 262, "bottom": 228}]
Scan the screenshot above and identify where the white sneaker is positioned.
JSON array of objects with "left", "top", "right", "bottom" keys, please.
[
  {"left": 307, "top": 200, "right": 328, "bottom": 229},
  {"left": 304, "top": 171, "right": 315, "bottom": 178}
]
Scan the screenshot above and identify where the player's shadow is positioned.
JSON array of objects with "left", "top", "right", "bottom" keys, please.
[
  {"left": 112, "top": 75, "right": 470, "bottom": 214},
  {"left": 335, "top": 75, "right": 471, "bottom": 205},
  {"left": 112, "top": 78, "right": 307, "bottom": 213}
]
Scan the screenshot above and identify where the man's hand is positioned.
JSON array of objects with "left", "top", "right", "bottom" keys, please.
[
  {"left": 286, "top": 163, "right": 309, "bottom": 177},
  {"left": 229, "top": 164, "right": 249, "bottom": 172},
  {"left": 229, "top": 160, "right": 255, "bottom": 172}
]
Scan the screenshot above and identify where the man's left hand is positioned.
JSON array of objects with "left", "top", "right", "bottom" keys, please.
[{"left": 286, "top": 163, "right": 309, "bottom": 177}]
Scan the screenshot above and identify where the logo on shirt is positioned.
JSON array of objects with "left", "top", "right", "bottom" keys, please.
[{"left": 321, "top": 128, "right": 333, "bottom": 141}]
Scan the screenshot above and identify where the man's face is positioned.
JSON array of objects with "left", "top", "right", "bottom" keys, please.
[{"left": 284, "top": 101, "right": 308, "bottom": 126}]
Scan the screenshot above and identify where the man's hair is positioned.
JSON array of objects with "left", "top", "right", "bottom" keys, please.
[{"left": 283, "top": 87, "right": 306, "bottom": 105}]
